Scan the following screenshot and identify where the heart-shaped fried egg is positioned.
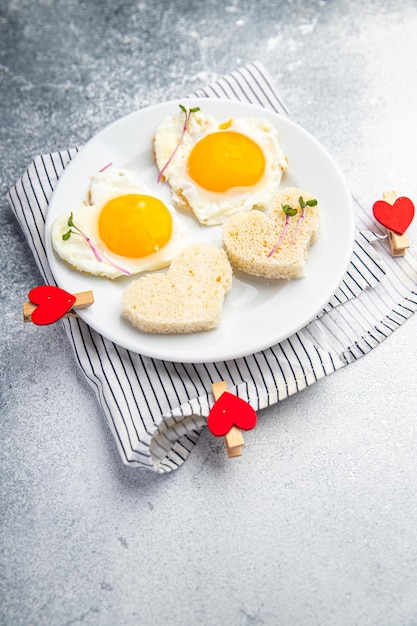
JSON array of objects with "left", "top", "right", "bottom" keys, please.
[
  {"left": 154, "top": 109, "right": 288, "bottom": 226},
  {"left": 50, "top": 167, "right": 189, "bottom": 279}
]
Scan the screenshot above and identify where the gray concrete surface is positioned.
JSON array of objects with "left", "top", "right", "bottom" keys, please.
[{"left": 1, "top": 1, "right": 417, "bottom": 624}]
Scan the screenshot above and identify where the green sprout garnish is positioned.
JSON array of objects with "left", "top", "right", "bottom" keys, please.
[
  {"left": 62, "top": 212, "right": 131, "bottom": 275},
  {"left": 157, "top": 104, "right": 200, "bottom": 183},
  {"left": 290, "top": 196, "right": 317, "bottom": 244},
  {"left": 268, "top": 196, "right": 317, "bottom": 257}
]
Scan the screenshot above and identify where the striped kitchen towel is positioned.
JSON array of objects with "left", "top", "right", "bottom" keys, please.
[{"left": 8, "top": 62, "right": 417, "bottom": 473}]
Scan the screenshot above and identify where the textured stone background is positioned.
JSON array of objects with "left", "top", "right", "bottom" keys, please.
[{"left": 2, "top": 1, "right": 417, "bottom": 625}]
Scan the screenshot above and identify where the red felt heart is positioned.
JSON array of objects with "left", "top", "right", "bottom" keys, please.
[
  {"left": 28, "top": 285, "right": 76, "bottom": 325},
  {"left": 208, "top": 391, "right": 257, "bottom": 437},
  {"left": 372, "top": 197, "right": 415, "bottom": 235}
]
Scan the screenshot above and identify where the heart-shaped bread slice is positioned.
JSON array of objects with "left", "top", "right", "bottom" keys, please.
[
  {"left": 222, "top": 187, "right": 320, "bottom": 280},
  {"left": 121, "top": 243, "right": 233, "bottom": 334}
]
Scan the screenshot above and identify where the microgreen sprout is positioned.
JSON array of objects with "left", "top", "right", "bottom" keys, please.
[
  {"left": 268, "top": 204, "right": 297, "bottom": 257},
  {"left": 267, "top": 196, "right": 318, "bottom": 257},
  {"left": 290, "top": 196, "right": 317, "bottom": 244},
  {"left": 62, "top": 212, "right": 131, "bottom": 275},
  {"left": 157, "top": 104, "right": 200, "bottom": 183}
]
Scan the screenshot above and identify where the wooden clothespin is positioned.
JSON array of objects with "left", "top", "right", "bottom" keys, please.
[
  {"left": 372, "top": 191, "right": 414, "bottom": 257},
  {"left": 208, "top": 381, "right": 257, "bottom": 458},
  {"left": 23, "top": 286, "right": 94, "bottom": 325}
]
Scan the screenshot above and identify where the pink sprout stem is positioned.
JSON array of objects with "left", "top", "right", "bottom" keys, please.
[
  {"left": 157, "top": 112, "right": 190, "bottom": 183},
  {"left": 83, "top": 234, "right": 103, "bottom": 262},
  {"left": 72, "top": 229, "right": 131, "bottom": 276},
  {"left": 98, "top": 162, "right": 113, "bottom": 172},
  {"left": 98, "top": 251, "right": 131, "bottom": 276},
  {"left": 290, "top": 210, "right": 306, "bottom": 244},
  {"left": 268, "top": 215, "right": 290, "bottom": 257}
]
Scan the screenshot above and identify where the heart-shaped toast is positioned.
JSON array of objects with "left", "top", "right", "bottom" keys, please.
[
  {"left": 121, "top": 243, "right": 233, "bottom": 334},
  {"left": 28, "top": 285, "right": 76, "bottom": 325},
  {"left": 222, "top": 187, "right": 320, "bottom": 280}
]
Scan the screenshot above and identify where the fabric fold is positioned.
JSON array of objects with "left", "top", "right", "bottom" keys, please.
[{"left": 7, "top": 61, "right": 417, "bottom": 473}]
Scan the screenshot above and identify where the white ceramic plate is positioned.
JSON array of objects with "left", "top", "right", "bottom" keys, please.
[{"left": 45, "top": 98, "right": 355, "bottom": 363}]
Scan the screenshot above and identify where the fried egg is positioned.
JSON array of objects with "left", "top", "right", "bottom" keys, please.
[
  {"left": 50, "top": 167, "right": 189, "bottom": 279},
  {"left": 154, "top": 110, "right": 288, "bottom": 226}
]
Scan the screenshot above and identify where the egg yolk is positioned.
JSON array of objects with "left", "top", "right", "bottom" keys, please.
[
  {"left": 98, "top": 194, "right": 172, "bottom": 258},
  {"left": 187, "top": 130, "right": 265, "bottom": 192}
]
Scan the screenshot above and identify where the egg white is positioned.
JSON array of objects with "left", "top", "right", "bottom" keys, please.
[
  {"left": 154, "top": 111, "right": 288, "bottom": 226},
  {"left": 89, "top": 167, "right": 150, "bottom": 205},
  {"left": 51, "top": 168, "right": 189, "bottom": 280}
]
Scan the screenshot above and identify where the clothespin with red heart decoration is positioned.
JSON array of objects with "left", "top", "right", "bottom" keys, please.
[
  {"left": 208, "top": 381, "right": 257, "bottom": 458},
  {"left": 372, "top": 191, "right": 415, "bottom": 257},
  {"left": 23, "top": 285, "right": 94, "bottom": 325}
]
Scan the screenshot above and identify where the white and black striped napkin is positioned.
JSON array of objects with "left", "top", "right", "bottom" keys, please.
[{"left": 8, "top": 62, "right": 417, "bottom": 473}]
